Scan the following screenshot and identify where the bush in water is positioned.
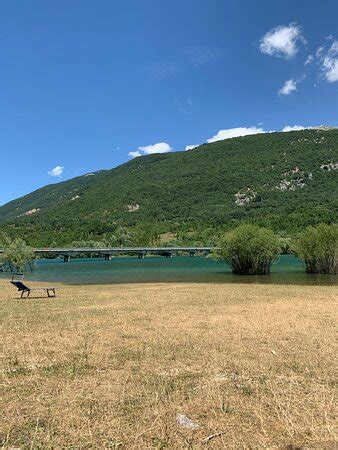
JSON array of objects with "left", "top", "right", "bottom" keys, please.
[
  {"left": 294, "top": 224, "right": 337, "bottom": 274},
  {"left": 217, "top": 224, "right": 281, "bottom": 275}
]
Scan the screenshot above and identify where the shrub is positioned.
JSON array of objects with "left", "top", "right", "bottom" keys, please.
[
  {"left": 0, "top": 233, "right": 35, "bottom": 272},
  {"left": 70, "top": 240, "right": 106, "bottom": 248},
  {"left": 217, "top": 224, "right": 281, "bottom": 275},
  {"left": 294, "top": 224, "right": 337, "bottom": 274},
  {"left": 279, "top": 237, "right": 292, "bottom": 254},
  {"left": 69, "top": 239, "right": 107, "bottom": 257}
]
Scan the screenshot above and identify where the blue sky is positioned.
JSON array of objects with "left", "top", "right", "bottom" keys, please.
[{"left": 1, "top": 0, "right": 337, "bottom": 205}]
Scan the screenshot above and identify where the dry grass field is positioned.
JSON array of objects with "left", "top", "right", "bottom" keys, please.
[{"left": 1, "top": 279, "right": 337, "bottom": 449}]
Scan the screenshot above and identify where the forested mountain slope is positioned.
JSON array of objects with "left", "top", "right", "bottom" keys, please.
[{"left": 1, "top": 129, "right": 337, "bottom": 246}]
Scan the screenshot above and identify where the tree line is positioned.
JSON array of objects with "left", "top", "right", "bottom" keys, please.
[{"left": 1, "top": 224, "right": 336, "bottom": 275}]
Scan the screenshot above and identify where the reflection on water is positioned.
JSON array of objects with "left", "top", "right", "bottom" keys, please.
[{"left": 1, "top": 255, "right": 336, "bottom": 286}]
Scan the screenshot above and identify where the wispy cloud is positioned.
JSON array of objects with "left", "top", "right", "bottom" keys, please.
[
  {"left": 316, "top": 46, "right": 324, "bottom": 58},
  {"left": 184, "top": 46, "right": 223, "bottom": 67},
  {"left": 151, "top": 46, "right": 223, "bottom": 80},
  {"left": 259, "top": 23, "right": 305, "bottom": 59},
  {"left": 278, "top": 78, "right": 298, "bottom": 95},
  {"left": 304, "top": 54, "right": 314, "bottom": 65},
  {"left": 321, "top": 40, "right": 338, "bottom": 82},
  {"left": 175, "top": 97, "right": 193, "bottom": 114},
  {"left": 48, "top": 165, "right": 64, "bottom": 177},
  {"left": 278, "top": 74, "right": 305, "bottom": 95},
  {"left": 151, "top": 63, "right": 181, "bottom": 80}
]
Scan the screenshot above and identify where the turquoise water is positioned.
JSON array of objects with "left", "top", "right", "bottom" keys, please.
[{"left": 1, "top": 255, "right": 336, "bottom": 285}]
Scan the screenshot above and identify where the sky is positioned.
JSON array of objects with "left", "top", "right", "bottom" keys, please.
[{"left": 1, "top": 0, "right": 337, "bottom": 205}]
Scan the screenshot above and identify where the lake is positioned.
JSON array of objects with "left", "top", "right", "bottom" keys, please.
[{"left": 1, "top": 255, "right": 336, "bottom": 285}]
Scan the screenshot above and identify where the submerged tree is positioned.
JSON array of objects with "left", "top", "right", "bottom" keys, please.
[
  {"left": 0, "top": 233, "right": 35, "bottom": 272},
  {"left": 294, "top": 224, "right": 337, "bottom": 274},
  {"left": 217, "top": 224, "right": 281, "bottom": 275}
]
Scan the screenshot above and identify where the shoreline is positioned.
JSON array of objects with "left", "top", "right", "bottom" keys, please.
[{"left": 1, "top": 255, "right": 336, "bottom": 287}]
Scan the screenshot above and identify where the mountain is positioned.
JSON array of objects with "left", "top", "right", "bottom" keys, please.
[{"left": 1, "top": 129, "right": 337, "bottom": 246}]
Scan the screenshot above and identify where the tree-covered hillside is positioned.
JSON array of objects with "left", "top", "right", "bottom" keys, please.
[{"left": 1, "top": 129, "right": 337, "bottom": 246}]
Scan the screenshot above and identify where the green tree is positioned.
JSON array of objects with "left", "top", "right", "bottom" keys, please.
[
  {"left": 0, "top": 233, "right": 35, "bottom": 272},
  {"left": 217, "top": 224, "right": 281, "bottom": 275},
  {"left": 294, "top": 224, "right": 337, "bottom": 274}
]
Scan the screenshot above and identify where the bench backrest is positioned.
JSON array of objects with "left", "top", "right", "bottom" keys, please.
[{"left": 10, "top": 281, "right": 29, "bottom": 291}]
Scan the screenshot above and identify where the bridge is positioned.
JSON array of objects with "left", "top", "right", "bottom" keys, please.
[{"left": 0, "top": 247, "right": 217, "bottom": 262}]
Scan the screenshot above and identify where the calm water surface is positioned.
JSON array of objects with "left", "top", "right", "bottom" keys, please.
[{"left": 1, "top": 255, "right": 336, "bottom": 285}]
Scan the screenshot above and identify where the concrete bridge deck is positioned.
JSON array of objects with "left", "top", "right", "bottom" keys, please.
[{"left": 0, "top": 247, "right": 217, "bottom": 261}]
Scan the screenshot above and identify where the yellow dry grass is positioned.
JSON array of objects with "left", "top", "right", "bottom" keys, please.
[{"left": 1, "top": 279, "right": 337, "bottom": 449}]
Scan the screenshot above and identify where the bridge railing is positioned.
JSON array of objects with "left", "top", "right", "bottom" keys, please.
[
  {"left": 32, "top": 247, "right": 216, "bottom": 253},
  {"left": 0, "top": 247, "right": 219, "bottom": 261}
]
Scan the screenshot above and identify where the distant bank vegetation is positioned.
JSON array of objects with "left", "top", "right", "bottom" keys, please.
[{"left": 1, "top": 224, "right": 336, "bottom": 275}]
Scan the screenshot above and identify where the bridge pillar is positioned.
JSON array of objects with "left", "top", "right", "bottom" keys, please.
[
  {"left": 165, "top": 252, "right": 173, "bottom": 258},
  {"left": 138, "top": 253, "right": 145, "bottom": 259},
  {"left": 104, "top": 254, "right": 112, "bottom": 260},
  {"left": 189, "top": 251, "right": 196, "bottom": 257},
  {"left": 63, "top": 255, "right": 71, "bottom": 262}
]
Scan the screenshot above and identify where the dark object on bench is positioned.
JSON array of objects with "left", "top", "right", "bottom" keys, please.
[{"left": 10, "top": 274, "right": 56, "bottom": 298}]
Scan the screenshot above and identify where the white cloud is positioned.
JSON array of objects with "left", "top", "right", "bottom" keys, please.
[
  {"left": 304, "top": 54, "right": 314, "bottom": 65},
  {"left": 207, "top": 127, "right": 265, "bottom": 143},
  {"left": 128, "top": 151, "right": 142, "bottom": 158},
  {"left": 48, "top": 165, "right": 64, "bottom": 177},
  {"left": 185, "top": 145, "right": 198, "bottom": 151},
  {"left": 139, "top": 142, "right": 172, "bottom": 154},
  {"left": 259, "top": 23, "right": 304, "bottom": 59},
  {"left": 278, "top": 78, "right": 298, "bottom": 95},
  {"left": 331, "top": 41, "right": 338, "bottom": 52},
  {"left": 316, "top": 46, "right": 324, "bottom": 58},
  {"left": 129, "top": 142, "right": 172, "bottom": 158},
  {"left": 282, "top": 125, "right": 305, "bottom": 132},
  {"left": 321, "top": 41, "right": 338, "bottom": 82}
]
